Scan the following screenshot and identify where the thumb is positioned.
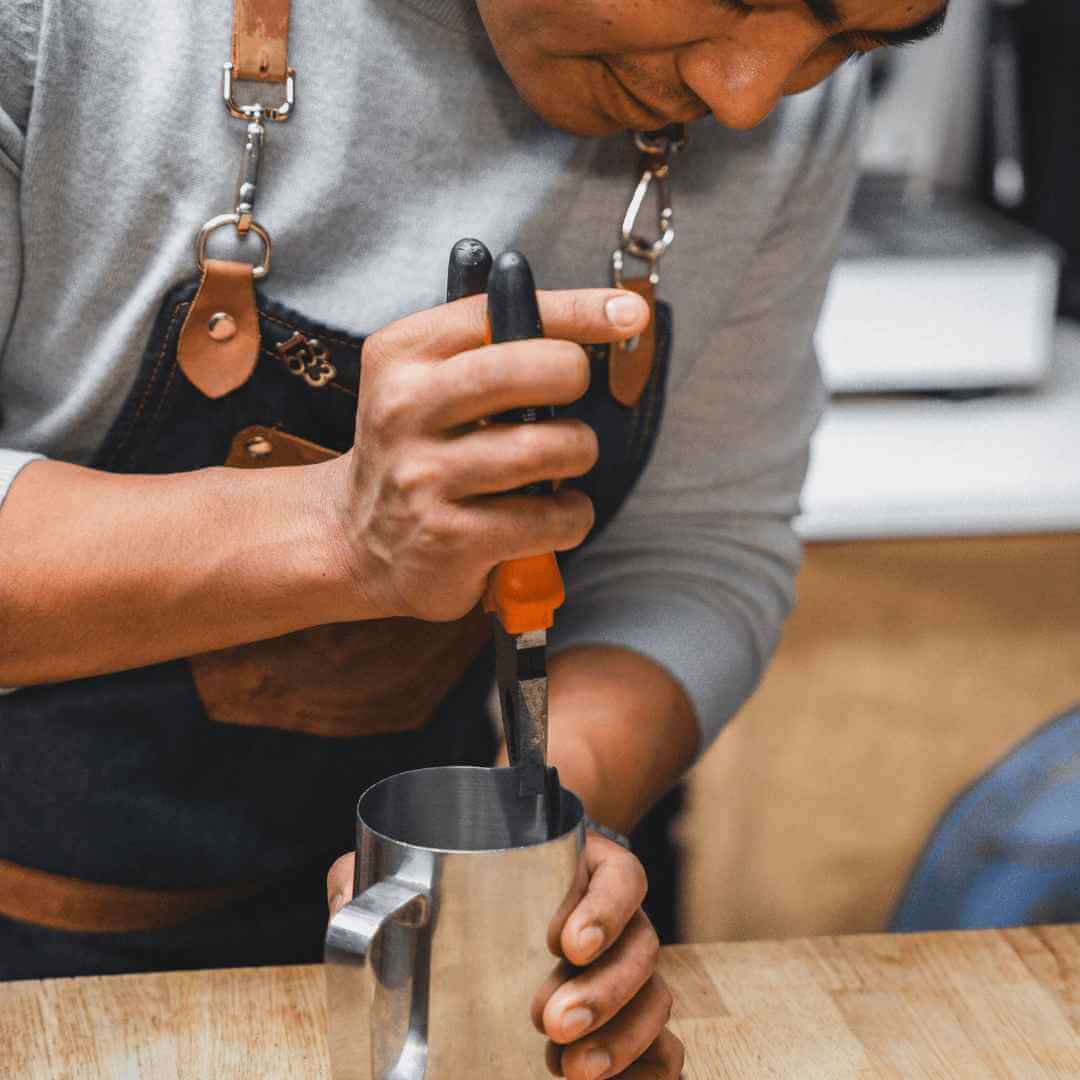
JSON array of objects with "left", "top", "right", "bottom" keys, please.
[{"left": 326, "top": 851, "right": 356, "bottom": 920}]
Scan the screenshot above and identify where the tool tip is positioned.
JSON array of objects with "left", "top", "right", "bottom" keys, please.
[
  {"left": 447, "top": 238, "right": 493, "bottom": 302},
  {"left": 450, "top": 237, "right": 492, "bottom": 269}
]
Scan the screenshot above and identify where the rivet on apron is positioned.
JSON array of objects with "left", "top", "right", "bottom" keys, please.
[
  {"left": 245, "top": 435, "right": 274, "bottom": 459},
  {"left": 208, "top": 312, "right": 238, "bottom": 341}
]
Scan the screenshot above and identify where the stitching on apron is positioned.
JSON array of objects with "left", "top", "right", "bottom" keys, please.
[
  {"left": 258, "top": 309, "right": 364, "bottom": 351},
  {"left": 154, "top": 354, "right": 182, "bottom": 428},
  {"left": 109, "top": 301, "right": 188, "bottom": 470}
]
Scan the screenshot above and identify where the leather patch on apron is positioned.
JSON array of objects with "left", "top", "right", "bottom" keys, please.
[
  {"left": 232, "top": 0, "right": 291, "bottom": 81},
  {"left": 609, "top": 277, "right": 656, "bottom": 407},
  {"left": 188, "top": 426, "right": 493, "bottom": 738},
  {"left": 189, "top": 608, "right": 492, "bottom": 739},
  {"left": 225, "top": 425, "right": 337, "bottom": 467},
  {"left": 177, "top": 260, "right": 260, "bottom": 399}
]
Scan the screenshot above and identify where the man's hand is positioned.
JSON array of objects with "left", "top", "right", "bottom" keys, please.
[
  {"left": 325, "top": 287, "right": 650, "bottom": 623},
  {"left": 533, "top": 833, "right": 684, "bottom": 1079},
  {"left": 326, "top": 832, "right": 684, "bottom": 1080}
]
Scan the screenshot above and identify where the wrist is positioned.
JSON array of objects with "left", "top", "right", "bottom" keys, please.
[{"left": 233, "top": 456, "right": 384, "bottom": 628}]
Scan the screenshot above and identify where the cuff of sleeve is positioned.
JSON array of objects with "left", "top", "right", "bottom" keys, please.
[
  {"left": 548, "top": 586, "right": 765, "bottom": 758},
  {"left": 0, "top": 450, "right": 42, "bottom": 695},
  {"left": 0, "top": 449, "right": 43, "bottom": 513}
]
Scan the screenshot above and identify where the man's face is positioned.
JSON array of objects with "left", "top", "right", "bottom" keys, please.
[{"left": 474, "top": 0, "right": 948, "bottom": 135}]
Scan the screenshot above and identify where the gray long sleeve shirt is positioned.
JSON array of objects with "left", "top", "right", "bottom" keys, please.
[{"left": 0, "top": 0, "right": 862, "bottom": 748}]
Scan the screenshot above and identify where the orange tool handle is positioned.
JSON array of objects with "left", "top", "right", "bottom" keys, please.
[{"left": 483, "top": 552, "right": 565, "bottom": 635}]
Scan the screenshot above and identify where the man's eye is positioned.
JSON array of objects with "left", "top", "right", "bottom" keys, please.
[{"left": 711, "top": 0, "right": 753, "bottom": 13}]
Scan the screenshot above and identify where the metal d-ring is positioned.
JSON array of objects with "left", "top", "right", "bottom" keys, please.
[
  {"left": 195, "top": 213, "right": 272, "bottom": 279},
  {"left": 223, "top": 63, "right": 295, "bottom": 122}
]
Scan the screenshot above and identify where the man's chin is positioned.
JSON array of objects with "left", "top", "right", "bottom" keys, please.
[{"left": 524, "top": 96, "right": 627, "bottom": 137}]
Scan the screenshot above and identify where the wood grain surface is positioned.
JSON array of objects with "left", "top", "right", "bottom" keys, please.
[
  {"left": 682, "top": 535, "right": 1080, "bottom": 943},
  {"left": 2, "top": 926, "right": 1079, "bottom": 1078}
]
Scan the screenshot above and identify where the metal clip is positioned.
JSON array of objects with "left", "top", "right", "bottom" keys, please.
[
  {"left": 234, "top": 106, "right": 265, "bottom": 235},
  {"left": 193, "top": 63, "right": 296, "bottom": 273},
  {"left": 611, "top": 125, "right": 686, "bottom": 290}
]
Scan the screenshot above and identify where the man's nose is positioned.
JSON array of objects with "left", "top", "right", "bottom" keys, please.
[{"left": 678, "top": 38, "right": 813, "bottom": 131}]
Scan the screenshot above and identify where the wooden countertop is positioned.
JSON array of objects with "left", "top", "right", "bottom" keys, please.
[{"left": 3, "top": 925, "right": 1079, "bottom": 1078}]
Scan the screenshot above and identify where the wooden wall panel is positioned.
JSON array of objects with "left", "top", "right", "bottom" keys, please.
[{"left": 682, "top": 535, "right": 1080, "bottom": 942}]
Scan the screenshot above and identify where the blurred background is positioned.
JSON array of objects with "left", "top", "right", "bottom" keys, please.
[{"left": 643, "top": 0, "right": 1080, "bottom": 946}]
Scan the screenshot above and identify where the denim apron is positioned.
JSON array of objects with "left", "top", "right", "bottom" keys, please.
[{"left": 0, "top": 272, "right": 671, "bottom": 979}]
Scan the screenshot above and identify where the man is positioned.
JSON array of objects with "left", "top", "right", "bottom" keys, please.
[{"left": 0, "top": 0, "right": 945, "bottom": 1075}]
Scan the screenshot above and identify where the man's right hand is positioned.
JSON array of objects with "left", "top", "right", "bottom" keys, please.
[
  {"left": 326, "top": 287, "right": 650, "bottom": 622},
  {"left": 0, "top": 287, "right": 647, "bottom": 686}
]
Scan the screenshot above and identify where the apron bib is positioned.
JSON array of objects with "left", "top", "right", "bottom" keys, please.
[{"left": 0, "top": 272, "right": 671, "bottom": 978}]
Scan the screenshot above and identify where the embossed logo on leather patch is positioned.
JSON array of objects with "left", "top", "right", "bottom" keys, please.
[{"left": 275, "top": 332, "right": 337, "bottom": 388}]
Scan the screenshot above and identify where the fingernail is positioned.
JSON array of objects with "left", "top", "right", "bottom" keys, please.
[
  {"left": 584, "top": 1047, "right": 612, "bottom": 1079},
  {"left": 577, "top": 925, "right": 605, "bottom": 958},
  {"left": 605, "top": 294, "right": 642, "bottom": 329},
  {"left": 328, "top": 892, "right": 345, "bottom": 919},
  {"left": 562, "top": 1006, "right": 593, "bottom": 1039}
]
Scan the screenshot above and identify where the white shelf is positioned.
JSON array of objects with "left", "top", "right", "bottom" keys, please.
[{"left": 797, "top": 320, "right": 1080, "bottom": 541}]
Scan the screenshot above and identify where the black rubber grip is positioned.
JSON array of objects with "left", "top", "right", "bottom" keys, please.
[
  {"left": 486, "top": 251, "right": 555, "bottom": 494},
  {"left": 487, "top": 251, "right": 544, "bottom": 344}
]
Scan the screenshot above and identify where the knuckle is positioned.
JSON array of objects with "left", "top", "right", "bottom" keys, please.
[
  {"left": 565, "top": 290, "right": 589, "bottom": 331},
  {"left": 568, "top": 343, "right": 591, "bottom": 394},
  {"left": 641, "top": 923, "right": 661, "bottom": 969},
  {"left": 510, "top": 420, "right": 547, "bottom": 462},
  {"left": 623, "top": 854, "right": 649, "bottom": 902},
  {"left": 571, "top": 422, "right": 600, "bottom": 470},
  {"left": 543, "top": 492, "right": 594, "bottom": 551},
  {"left": 571, "top": 497, "right": 596, "bottom": 543},
  {"left": 414, "top": 512, "right": 459, "bottom": 553},
  {"left": 550, "top": 340, "right": 590, "bottom": 396},
  {"left": 369, "top": 372, "right": 421, "bottom": 433},
  {"left": 466, "top": 348, "right": 506, "bottom": 400},
  {"left": 390, "top": 456, "right": 439, "bottom": 498},
  {"left": 657, "top": 979, "right": 674, "bottom": 1023},
  {"left": 580, "top": 905, "right": 616, "bottom": 946},
  {"left": 361, "top": 327, "right": 392, "bottom": 369}
]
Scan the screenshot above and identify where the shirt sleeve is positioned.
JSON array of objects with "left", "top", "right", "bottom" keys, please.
[
  {"left": 0, "top": 0, "right": 44, "bottom": 512},
  {"left": 550, "top": 74, "right": 864, "bottom": 755}
]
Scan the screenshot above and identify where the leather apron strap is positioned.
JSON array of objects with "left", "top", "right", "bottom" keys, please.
[
  {"left": 231, "top": 0, "right": 291, "bottom": 82},
  {"left": 0, "top": 2, "right": 292, "bottom": 939},
  {"left": 0, "top": 856, "right": 262, "bottom": 934}
]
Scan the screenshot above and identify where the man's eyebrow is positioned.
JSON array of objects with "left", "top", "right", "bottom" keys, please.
[{"left": 803, "top": 0, "right": 950, "bottom": 46}]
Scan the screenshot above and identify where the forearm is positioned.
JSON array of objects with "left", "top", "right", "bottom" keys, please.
[
  {"left": 498, "top": 645, "right": 700, "bottom": 835},
  {"left": 0, "top": 457, "right": 368, "bottom": 685}
]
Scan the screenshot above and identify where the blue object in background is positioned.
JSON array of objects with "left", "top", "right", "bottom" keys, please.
[{"left": 891, "top": 706, "right": 1080, "bottom": 932}]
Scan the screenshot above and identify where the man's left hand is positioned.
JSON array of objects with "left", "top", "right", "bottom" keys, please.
[
  {"left": 532, "top": 832, "right": 684, "bottom": 1078},
  {"left": 328, "top": 832, "right": 684, "bottom": 1079}
]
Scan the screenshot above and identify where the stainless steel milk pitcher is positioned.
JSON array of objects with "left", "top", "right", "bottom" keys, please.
[{"left": 325, "top": 766, "right": 586, "bottom": 1079}]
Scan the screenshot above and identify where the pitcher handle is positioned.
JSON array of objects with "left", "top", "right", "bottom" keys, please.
[{"left": 325, "top": 879, "right": 430, "bottom": 1080}]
